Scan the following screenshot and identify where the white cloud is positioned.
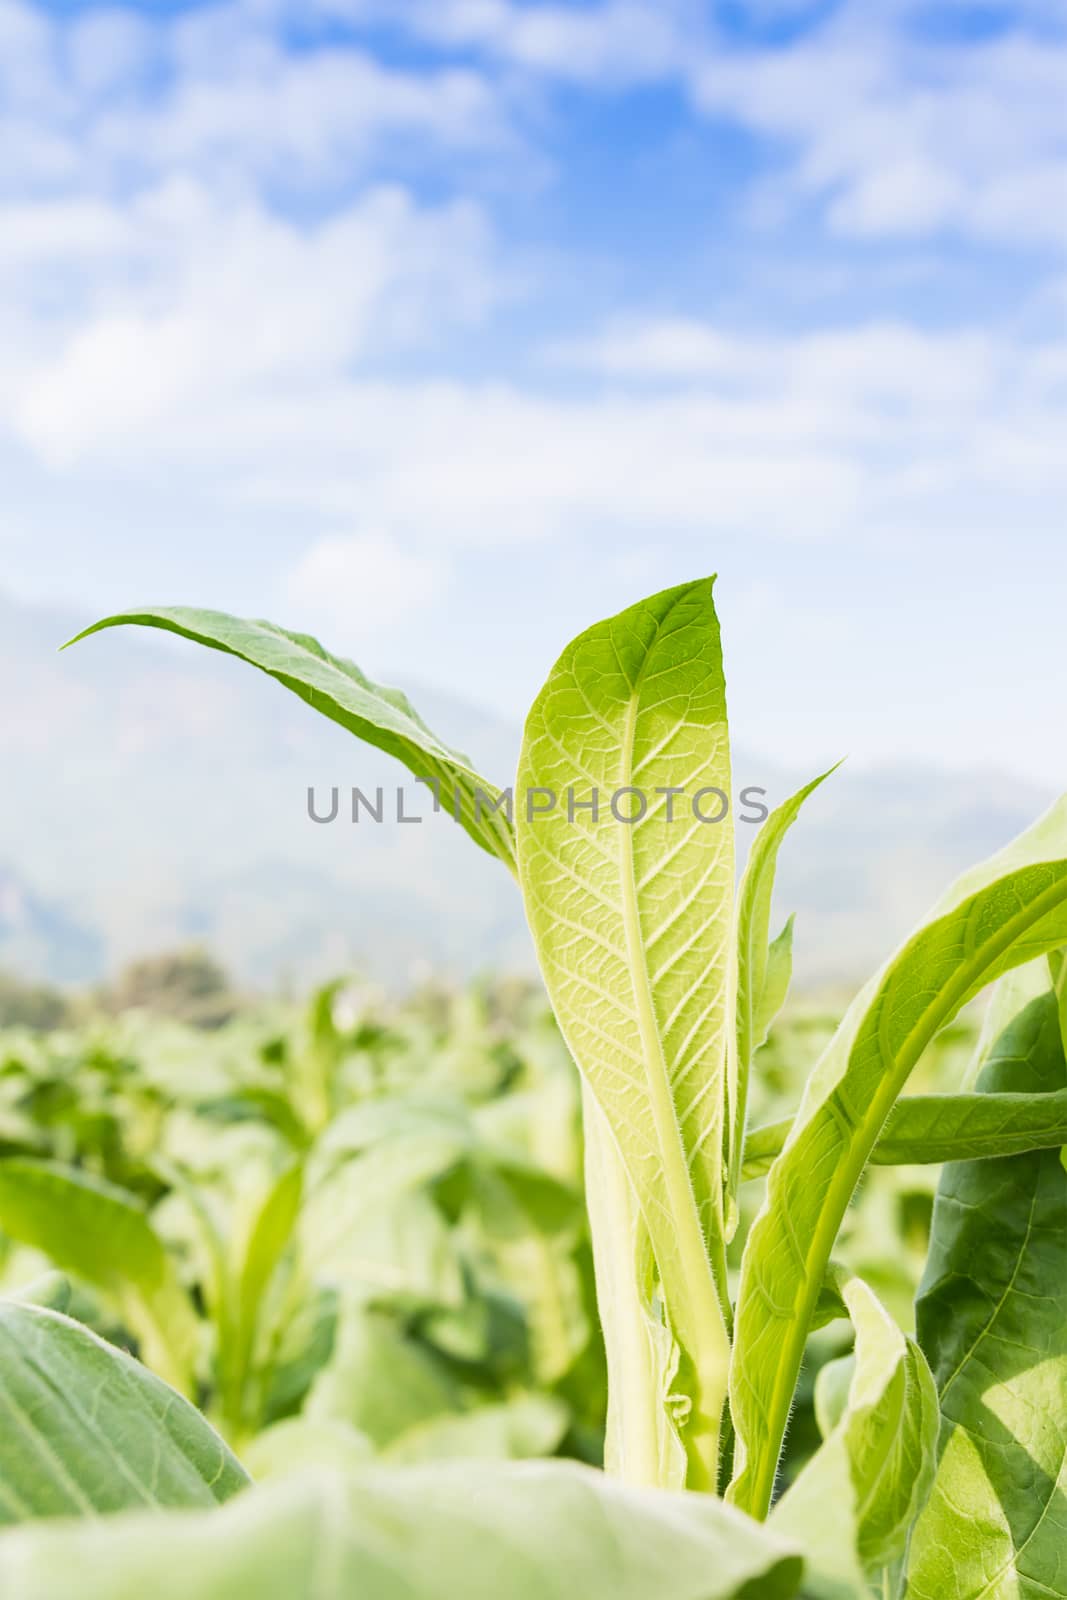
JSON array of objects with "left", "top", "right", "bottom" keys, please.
[
  {"left": 1, "top": 1, "right": 1064, "bottom": 589},
  {"left": 277, "top": 0, "right": 695, "bottom": 85},
  {"left": 91, "top": 46, "right": 508, "bottom": 192},
  {"left": 393, "top": 0, "right": 692, "bottom": 84},
  {"left": 19, "top": 309, "right": 1056, "bottom": 560},
  {"left": 550, "top": 317, "right": 998, "bottom": 414},
  {"left": 7, "top": 181, "right": 500, "bottom": 464},
  {"left": 3, "top": 0, "right": 1063, "bottom": 257},
  {"left": 288, "top": 530, "right": 443, "bottom": 636},
  {"left": 689, "top": 21, "right": 1067, "bottom": 249},
  {"left": 0, "top": 0, "right": 515, "bottom": 203}
]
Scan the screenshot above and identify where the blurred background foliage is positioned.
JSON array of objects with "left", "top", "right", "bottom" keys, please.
[{"left": 0, "top": 953, "right": 978, "bottom": 1483}]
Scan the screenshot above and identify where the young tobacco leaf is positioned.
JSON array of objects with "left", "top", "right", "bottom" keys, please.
[
  {"left": 903, "top": 989, "right": 1067, "bottom": 1599},
  {"left": 516, "top": 579, "right": 734, "bottom": 1489},
  {"left": 0, "top": 1158, "right": 199, "bottom": 1395},
  {"left": 771, "top": 1276, "right": 938, "bottom": 1599},
  {"left": 730, "top": 768, "right": 836, "bottom": 1211},
  {"left": 742, "top": 1086, "right": 1067, "bottom": 1178},
  {"left": 0, "top": 1461, "right": 804, "bottom": 1600},
  {"left": 218, "top": 1160, "right": 305, "bottom": 1441},
  {"left": 66, "top": 608, "right": 515, "bottom": 869},
  {"left": 0, "top": 1301, "right": 246, "bottom": 1522},
  {"left": 728, "top": 795, "right": 1067, "bottom": 1520}
]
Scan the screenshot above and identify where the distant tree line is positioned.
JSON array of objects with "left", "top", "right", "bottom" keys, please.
[{"left": 0, "top": 948, "right": 241, "bottom": 1032}]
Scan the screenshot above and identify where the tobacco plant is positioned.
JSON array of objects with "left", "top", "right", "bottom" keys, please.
[{"left": 0, "top": 577, "right": 1063, "bottom": 1597}]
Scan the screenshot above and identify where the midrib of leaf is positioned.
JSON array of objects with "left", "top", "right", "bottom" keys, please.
[
  {"left": 615, "top": 685, "right": 730, "bottom": 1489},
  {"left": 745, "top": 868, "right": 1067, "bottom": 1520}
]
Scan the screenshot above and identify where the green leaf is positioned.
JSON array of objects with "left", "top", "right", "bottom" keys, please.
[
  {"left": 301, "top": 1123, "right": 467, "bottom": 1308},
  {"left": 0, "top": 1300, "right": 247, "bottom": 1523},
  {"left": 731, "top": 769, "right": 836, "bottom": 1207},
  {"left": 903, "top": 990, "right": 1067, "bottom": 1599},
  {"left": 0, "top": 1159, "right": 199, "bottom": 1394},
  {"left": 1051, "top": 946, "right": 1067, "bottom": 1058},
  {"left": 729, "top": 794, "right": 1067, "bottom": 1519},
  {"left": 516, "top": 578, "right": 734, "bottom": 1489},
  {"left": 742, "top": 1086, "right": 1067, "bottom": 1178},
  {"left": 307, "top": 1187, "right": 464, "bottom": 1308},
  {"left": 813, "top": 1355, "right": 853, "bottom": 1441},
  {"left": 217, "top": 1160, "right": 304, "bottom": 1439},
  {"left": 771, "top": 1276, "right": 938, "bottom": 1598},
  {"left": 305, "top": 1303, "right": 459, "bottom": 1447},
  {"left": 383, "top": 1394, "right": 568, "bottom": 1464},
  {"left": 234, "top": 1161, "right": 303, "bottom": 1381},
  {"left": 242, "top": 1419, "right": 374, "bottom": 1483},
  {"left": 66, "top": 607, "right": 515, "bottom": 869},
  {"left": 752, "top": 917, "right": 794, "bottom": 1056},
  {"left": 582, "top": 1085, "right": 686, "bottom": 1490},
  {"left": 0, "top": 1461, "right": 804, "bottom": 1599}
]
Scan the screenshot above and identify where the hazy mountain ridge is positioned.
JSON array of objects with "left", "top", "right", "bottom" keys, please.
[{"left": 0, "top": 591, "right": 1055, "bottom": 991}]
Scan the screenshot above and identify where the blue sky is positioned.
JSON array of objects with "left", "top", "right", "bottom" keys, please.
[{"left": 1, "top": 0, "right": 1065, "bottom": 785}]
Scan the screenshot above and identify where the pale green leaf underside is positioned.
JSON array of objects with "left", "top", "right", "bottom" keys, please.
[
  {"left": 582, "top": 1086, "right": 686, "bottom": 1490},
  {"left": 904, "top": 990, "right": 1067, "bottom": 1600},
  {"left": 0, "top": 1462, "right": 803, "bottom": 1600},
  {"left": 729, "top": 795, "right": 1067, "bottom": 1519},
  {"left": 742, "top": 1086, "right": 1067, "bottom": 1178},
  {"left": 516, "top": 579, "right": 734, "bottom": 1484},
  {"left": 772, "top": 1276, "right": 938, "bottom": 1597},
  {"left": 0, "top": 1159, "right": 199, "bottom": 1394},
  {"left": 67, "top": 608, "right": 515, "bottom": 867},
  {"left": 0, "top": 1301, "right": 247, "bottom": 1523}
]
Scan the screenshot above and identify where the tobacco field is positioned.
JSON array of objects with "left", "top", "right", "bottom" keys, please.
[{"left": 0, "top": 579, "right": 1063, "bottom": 1598}]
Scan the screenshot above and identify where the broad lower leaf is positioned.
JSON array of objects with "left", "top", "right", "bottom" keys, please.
[
  {"left": 0, "top": 1300, "right": 247, "bottom": 1522},
  {"left": 731, "top": 769, "right": 835, "bottom": 1207},
  {"left": 729, "top": 794, "right": 1067, "bottom": 1518},
  {"left": 903, "top": 990, "right": 1067, "bottom": 1599},
  {"left": 0, "top": 1159, "right": 199, "bottom": 1394},
  {"left": 742, "top": 1086, "right": 1067, "bottom": 1178},
  {"left": 0, "top": 1461, "right": 804, "bottom": 1599},
  {"left": 516, "top": 579, "right": 734, "bottom": 1488},
  {"left": 772, "top": 1276, "right": 938, "bottom": 1598},
  {"left": 67, "top": 608, "right": 515, "bottom": 868}
]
